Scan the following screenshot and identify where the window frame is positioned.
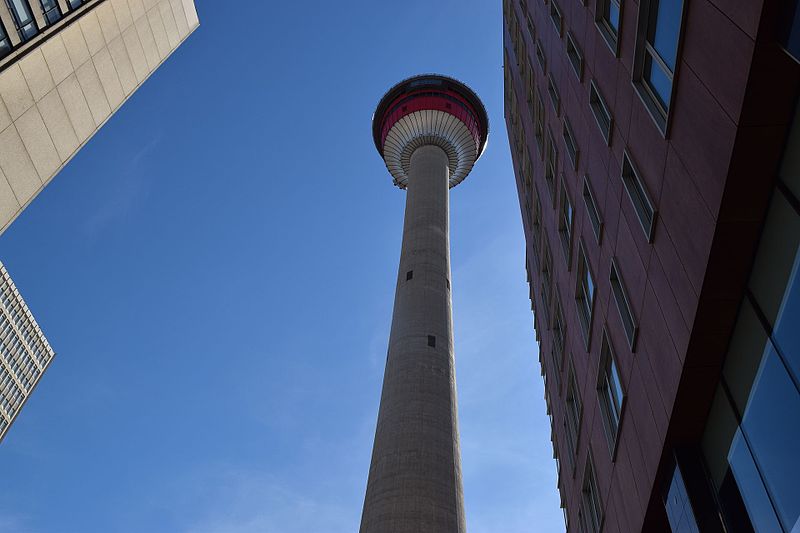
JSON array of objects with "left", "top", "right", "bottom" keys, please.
[
  {"left": 589, "top": 80, "right": 613, "bottom": 145},
  {"left": 565, "top": 31, "right": 584, "bottom": 81},
  {"left": 550, "top": 0, "right": 563, "bottom": 36},
  {"left": 5, "top": 0, "right": 39, "bottom": 42},
  {"left": 547, "top": 73, "right": 561, "bottom": 115},
  {"left": 595, "top": 0, "right": 622, "bottom": 55},
  {"left": 632, "top": 0, "right": 688, "bottom": 136},
  {"left": 38, "top": 0, "right": 62, "bottom": 25},
  {"left": 575, "top": 241, "right": 596, "bottom": 347},
  {"left": 534, "top": 87, "right": 546, "bottom": 157},
  {"left": 0, "top": 17, "right": 11, "bottom": 59},
  {"left": 621, "top": 151, "right": 657, "bottom": 242},
  {"left": 582, "top": 175, "right": 604, "bottom": 244},
  {"left": 545, "top": 127, "right": 559, "bottom": 206},
  {"left": 558, "top": 181, "right": 574, "bottom": 268},
  {"left": 562, "top": 115, "right": 579, "bottom": 170},
  {"left": 609, "top": 258, "right": 638, "bottom": 350},
  {"left": 597, "top": 330, "right": 625, "bottom": 457},
  {"left": 580, "top": 452, "right": 604, "bottom": 533}
]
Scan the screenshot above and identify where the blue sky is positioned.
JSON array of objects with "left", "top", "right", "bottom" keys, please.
[{"left": 0, "top": 0, "right": 563, "bottom": 531}]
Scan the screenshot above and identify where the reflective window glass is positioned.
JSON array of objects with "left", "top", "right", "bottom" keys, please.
[
  {"left": 651, "top": 0, "right": 682, "bottom": 70},
  {"left": 739, "top": 346, "right": 800, "bottom": 531},
  {"left": 727, "top": 429, "right": 784, "bottom": 532}
]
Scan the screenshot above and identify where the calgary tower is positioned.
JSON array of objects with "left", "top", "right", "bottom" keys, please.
[{"left": 360, "top": 74, "right": 489, "bottom": 533}]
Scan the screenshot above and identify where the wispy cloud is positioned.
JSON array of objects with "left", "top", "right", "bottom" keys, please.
[
  {"left": 170, "top": 467, "right": 356, "bottom": 533},
  {"left": 81, "top": 134, "right": 163, "bottom": 240}
]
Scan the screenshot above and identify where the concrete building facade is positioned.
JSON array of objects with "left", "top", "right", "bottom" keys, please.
[
  {"left": 0, "top": 0, "right": 198, "bottom": 235},
  {"left": 0, "top": 261, "right": 54, "bottom": 442},
  {"left": 360, "top": 75, "right": 488, "bottom": 533},
  {"left": 503, "top": 0, "right": 800, "bottom": 530}
]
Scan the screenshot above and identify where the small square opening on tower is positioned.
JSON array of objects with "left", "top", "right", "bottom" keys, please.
[
  {"left": 427, "top": 335, "right": 436, "bottom": 348},
  {"left": 406, "top": 270, "right": 413, "bottom": 281}
]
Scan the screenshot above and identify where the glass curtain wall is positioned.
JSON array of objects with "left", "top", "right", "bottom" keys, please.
[{"left": 700, "top": 106, "right": 800, "bottom": 533}]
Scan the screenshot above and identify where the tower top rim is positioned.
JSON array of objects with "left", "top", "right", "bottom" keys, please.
[{"left": 371, "top": 74, "right": 490, "bottom": 189}]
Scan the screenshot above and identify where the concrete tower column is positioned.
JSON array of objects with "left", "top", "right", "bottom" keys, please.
[
  {"left": 360, "top": 145, "right": 465, "bottom": 533},
  {"left": 362, "top": 74, "right": 488, "bottom": 533}
]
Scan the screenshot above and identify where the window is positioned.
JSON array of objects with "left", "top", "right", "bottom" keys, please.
[
  {"left": 610, "top": 259, "right": 638, "bottom": 349},
  {"left": 536, "top": 39, "right": 547, "bottom": 71},
  {"left": 39, "top": 0, "right": 62, "bottom": 24},
  {"left": 545, "top": 128, "right": 558, "bottom": 204},
  {"left": 547, "top": 74, "right": 560, "bottom": 115},
  {"left": 580, "top": 456, "right": 603, "bottom": 532},
  {"left": 534, "top": 88, "right": 546, "bottom": 156},
  {"left": 575, "top": 244, "right": 595, "bottom": 343},
  {"left": 551, "top": 295, "right": 566, "bottom": 388},
  {"left": 526, "top": 10, "right": 536, "bottom": 37},
  {"left": 550, "top": 0, "right": 563, "bottom": 35},
  {"left": 634, "top": 0, "right": 685, "bottom": 130},
  {"left": 541, "top": 238, "right": 553, "bottom": 325},
  {"left": 589, "top": 81, "right": 613, "bottom": 144},
  {"left": 621, "top": 152, "right": 657, "bottom": 242},
  {"left": 564, "top": 362, "right": 581, "bottom": 467},
  {"left": 562, "top": 117, "right": 578, "bottom": 169},
  {"left": 597, "top": 332, "right": 624, "bottom": 453},
  {"left": 67, "top": 0, "right": 84, "bottom": 8},
  {"left": 665, "top": 460, "right": 701, "bottom": 533},
  {"left": 558, "top": 184, "right": 574, "bottom": 265},
  {"left": 596, "top": 0, "right": 622, "bottom": 53},
  {"left": 532, "top": 187, "right": 543, "bottom": 262},
  {"left": 427, "top": 335, "right": 436, "bottom": 348},
  {"left": 5, "top": 0, "right": 38, "bottom": 41},
  {"left": 0, "top": 20, "right": 10, "bottom": 58},
  {"left": 406, "top": 271, "right": 413, "bottom": 281},
  {"left": 566, "top": 32, "right": 584, "bottom": 80},
  {"left": 582, "top": 177, "right": 603, "bottom": 243}
]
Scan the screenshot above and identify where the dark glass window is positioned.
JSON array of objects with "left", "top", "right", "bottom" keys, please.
[
  {"left": 589, "top": 81, "right": 613, "bottom": 144},
  {"left": 634, "top": 0, "right": 685, "bottom": 130},
  {"left": 541, "top": 237, "right": 553, "bottom": 325},
  {"left": 580, "top": 457, "right": 603, "bottom": 532},
  {"left": 545, "top": 129, "right": 558, "bottom": 204},
  {"left": 550, "top": 0, "right": 563, "bottom": 35},
  {"left": 534, "top": 88, "right": 545, "bottom": 156},
  {"left": 566, "top": 32, "right": 584, "bottom": 80},
  {"left": 558, "top": 184, "right": 573, "bottom": 265},
  {"left": 565, "top": 363, "right": 581, "bottom": 466},
  {"left": 665, "top": 462, "right": 701, "bottom": 533},
  {"left": 610, "top": 259, "right": 638, "bottom": 349},
  {"left": 575, "top": 244, "right": 595, "bottom": 343},
  {"left": 583, "top": 176, "right": 603, "bottom": 243},
  {"left": 778, "top": 0, "right": 800, "bottom": 62},
  {"left": 547, "top": 74, "right": 561, "bottom": 115},
  {"left": 39, "top": 0, "right": 61, "bottom": 24},
  {"left": 536, "top": 39, "right": 547, "bottom": 71},
  {"left": 597, "top": 333, "right": 623, "bottom": 452},
  {"left": 0, "top": 20, "right": 11, "bottom": 58},
  {"left": 532, "top": 187, "right": 543, "bottom": 262},
  {"left": 563, "top": 116, "right": 578, "bottom": 170},
  {"left": 6, "top": 0, "right": 38, "bottom": 41},
  {"left": 596, "top": 0, "right": 621, "bottom": 52},
  {"left": 551, "top": 295, "right": 566, "bottom": 389},
  {"left": 67, "top": 0, "right": 83, "bottom": 8},
  {"left": 621, "top": 152, "right": 657, "bottom": 242}
]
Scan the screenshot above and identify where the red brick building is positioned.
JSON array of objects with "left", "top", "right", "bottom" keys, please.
[{"left": 503, "top": 0, "right": 800, "bottom": 530}]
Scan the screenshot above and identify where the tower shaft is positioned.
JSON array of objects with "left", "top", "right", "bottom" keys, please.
[{"left": 360, "top": 145, "right": 466, "bottom": 533}]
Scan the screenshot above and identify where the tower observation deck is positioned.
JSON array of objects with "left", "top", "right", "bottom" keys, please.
[{"left": 360, "top": 74, "right": 489, "bottom": 533}]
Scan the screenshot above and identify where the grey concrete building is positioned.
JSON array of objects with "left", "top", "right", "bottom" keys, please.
[
  {"left": 0, "top": 0, "right": 198, "bottom": 235},
  {"left": 0, "top": 261, "right": 54, "bottom": 442},
  {"left": 360, "top": 75, "right": 489, "bottom": 533}
]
